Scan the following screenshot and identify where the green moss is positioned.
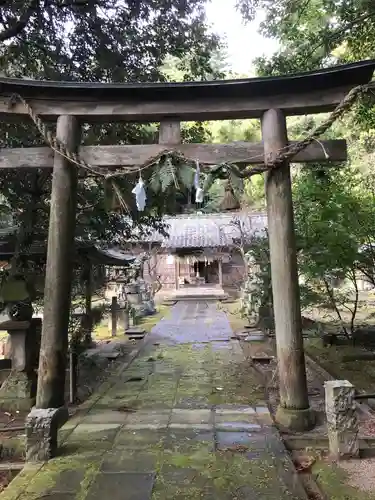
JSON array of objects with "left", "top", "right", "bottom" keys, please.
[
  {"left": 2, "top": 316, "right": 273, "bottom": 500},
  {"left": 0, "top": 466, "right": 42, "bottom": 500},
  {"left": 313, "top": 460, "right": 375, "bottom": 500},
  {"left": 153, "top": 443, "right": 284, "bottom": 499},
  {"left": 76, "top": 463, "right": 100, "bottom": 500},
  {"left": 11, "top": 455, "right": 100, "bottom": 500},
  {"left": 164, "top": 448, "right": 213, "bottom": 469},
  {"left": 218, "top": 299, "right": 246, "bottom": 332}
]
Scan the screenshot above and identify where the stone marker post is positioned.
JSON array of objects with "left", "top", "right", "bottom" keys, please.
[
  {"left": 110, "top": 296, "right": 118, "bottom": 337},
  {"left": 324, "top": 380, "right": 359, "bottom": 460}
]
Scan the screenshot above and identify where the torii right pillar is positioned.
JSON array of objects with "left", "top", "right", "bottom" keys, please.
[{"left": 262, "top": 108, "right": 315, "bottom": 431}]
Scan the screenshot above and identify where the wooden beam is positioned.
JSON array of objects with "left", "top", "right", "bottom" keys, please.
[
  {"left": 0, "top": 140, "right": 347, "bottom": 170},
  {"left": 0, "top": 85, "right": 355, "bottom": 122},
  {"left": 262, "top": 108, "right": 314, "bottom": 431},
  {"left": 36, "top": 115, "right": 80, "bottom": 409}
]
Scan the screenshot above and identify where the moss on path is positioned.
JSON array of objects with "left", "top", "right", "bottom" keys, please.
[{"left": 1, "top": 302, "right": 306, "bottom": 500}]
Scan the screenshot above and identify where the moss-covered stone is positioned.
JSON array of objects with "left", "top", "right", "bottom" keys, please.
[{"left": 0, "top": 372, "right": 35, "bottom": 412}]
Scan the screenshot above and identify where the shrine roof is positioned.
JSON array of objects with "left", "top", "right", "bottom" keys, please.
[
  {"left": 0, "top": 228, "right": 137, "bottom": 265},
  {"left": 145, "top": 212, "right": 267, "bottom": 249}
]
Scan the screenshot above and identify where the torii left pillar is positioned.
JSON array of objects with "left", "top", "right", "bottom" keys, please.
[
  {"left": 36, "top": 115, "right": 79, "bottom": 409},
  {"left": 26, "top": 115, "right": 79, "bottom": 462}
]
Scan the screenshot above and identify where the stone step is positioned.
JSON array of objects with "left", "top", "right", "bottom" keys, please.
[
  {"left": 125, "top": 327, "right": 146, "bottom": 340},
  {"left": 173, "top": 295, "right": 228, "bottom": 301}
]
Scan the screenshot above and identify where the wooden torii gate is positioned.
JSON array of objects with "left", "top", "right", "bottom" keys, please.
[{"left": 0, "top": 59, "right": 374, "bottom": 431}]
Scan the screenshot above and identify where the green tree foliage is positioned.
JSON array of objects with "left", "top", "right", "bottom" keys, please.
[
  {"left": 236, "top": 0, "right": 375, "bottom": 74},
  {"left": 161, "top": 49, "right": 228, "bottom": 82},
  {"left": 0, "top": 0, "right": 223, "bottom": 246},
  {"left": 293, "top": 164, "right": 375, "bottom": 333},
  {"left": 205, "top": 118, "right": 266, "bottom": 211},
  {"left": 231, "top": 1, "right": 375, "bottom": 332},
  {"left": 0, "top": 0, "right": 220, "bottom": 81}
]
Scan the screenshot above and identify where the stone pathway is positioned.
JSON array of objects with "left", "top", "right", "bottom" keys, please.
[
  {"left": 151, "top": 301, "right": 233, "bottom": 343},
  {"left": 2, "top": 301, "right": 307, "bottom": 500}
]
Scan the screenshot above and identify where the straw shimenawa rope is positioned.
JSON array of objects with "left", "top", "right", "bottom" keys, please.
[{"left": 8, "top": 81, "right": 375, "bottom": 182}]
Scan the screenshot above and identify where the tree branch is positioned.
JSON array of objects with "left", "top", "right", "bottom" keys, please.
[
  {"left": 0, "top": 0, "right": 39, "bottom": 42},
  {"left": 54, "top": 0, "right": 93, "bottom": 8},
  {"left": 303, "top": 11, "right": 375, "bottom": 62}
]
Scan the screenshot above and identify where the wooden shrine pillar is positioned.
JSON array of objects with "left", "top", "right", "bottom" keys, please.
[
  {"left": 261, "top": 109, "right": 314, "bottom": 431},
  {"left": 84, "top": 260, "right": 93, "bottom": 345},
  {"left": 36, "top": 116, "right": 80, "bottom": 409}
]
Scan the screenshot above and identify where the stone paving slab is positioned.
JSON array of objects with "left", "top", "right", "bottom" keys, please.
[
  {"left": 1, "top": 301, "right": 307, "bottom": 500},
  {"left": 86, "top": 472, "right": 155, "bottom": 500}
]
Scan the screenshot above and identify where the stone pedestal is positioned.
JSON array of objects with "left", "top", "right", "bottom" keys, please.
[
  {"left": 125, "top": 284, "right": 143, "bottom": 307},
  {"left": 0, "top": 318, "right": 42, "bottom": 411},
  {"left": 143, "top": 299, "right": 156, "bottom": 315},
  {"left": 25, "top": 407, "right": 69, "bottom": 462},
  {"left": 324, "top": 380, "right": 359, "bottom": 460}
]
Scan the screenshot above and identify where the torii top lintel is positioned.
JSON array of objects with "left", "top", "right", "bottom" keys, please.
[{"left": 0, "top": 59, "right": 374, "bottom": 123}]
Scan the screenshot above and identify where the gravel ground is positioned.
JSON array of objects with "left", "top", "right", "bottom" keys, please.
[{"left": 340, "top": 458, "right": 375, "bottom": 493}]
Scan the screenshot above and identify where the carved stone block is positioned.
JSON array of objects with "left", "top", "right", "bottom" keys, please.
[
  {"left": 25, "top": 407, "right": 69, "bottom": 462},
  {"left": 324, "top": 380, "right": 359, "bottom": 460}
]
